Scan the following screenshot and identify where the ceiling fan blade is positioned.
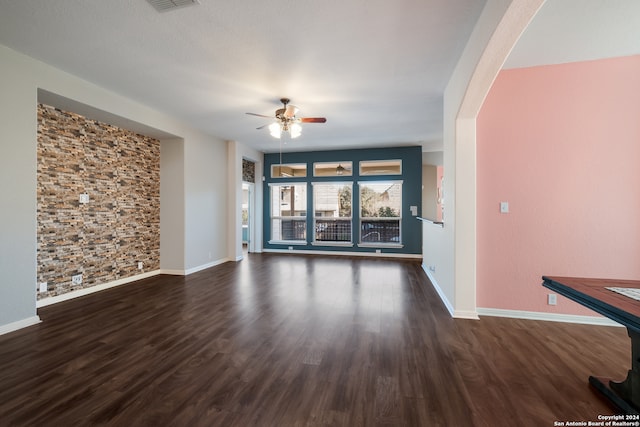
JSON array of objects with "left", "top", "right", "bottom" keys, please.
[
  {"left": 300, "top": 117, "right": 327, "bottom": 123},
  {"left": 246, "top": 112, "right": 272, "bottom": 118},
  {"left": 256, "top": 123, "right": 270, "bottom": 130}
]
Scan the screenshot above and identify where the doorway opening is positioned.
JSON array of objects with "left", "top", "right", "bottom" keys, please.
[
  {"left": 242, "top": 182, "right": 253, "bottom": 252},
  {"left": 241, "top": 158, "right": 258, "bottom": 256}
]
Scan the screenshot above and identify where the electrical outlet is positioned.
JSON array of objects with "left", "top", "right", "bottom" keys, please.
[
  {"left": 72, "top": 274, "right": 83, "bottom": 285},
  {"left": 376, "top": 249, "right": 381, "bottom": 254},
  {"left": 429, "top": 266, "right": 436, "bottom": 273},
  {"left": 138, "top": 262, "right": 143, "bottom": 270},
  {"left": 548, "top": 294, "right": 557, "bottom": 305},
  {"left": 39, "top": 282, "right": 48, "bottom": 293},
  {"left": 288, "top": 246, "right": 293, "bottom": 251}
]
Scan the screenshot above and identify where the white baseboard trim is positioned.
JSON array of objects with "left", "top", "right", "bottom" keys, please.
[
  {"left": 37, "top": 270, "right": 162, "bottom": 308},
  {"left": 184, "top": 258, "right": 230, "bottom": 275},
  {"left": 453, "top": 310, "right": 480, "bottom": 320},
  {"left": 0, "top": 315, "right": 42, "bottom": 336},
  {"left": 422, "top": 264, "right": 455, "bottom": 317},
  {"left": 38, "top": 259, "right": 232, "bottom": 308},
  {"left": 421, "top": 264, "right": 480, "bottom": 320},
  {"left": 264, "top": 248, "right": 422, "bottom": 259},
  {"left": 159, "top": 269, "right": 185, "bottom": 276},
  {"left": 477, "top": 307, "right": 622, "bottom": 327}
]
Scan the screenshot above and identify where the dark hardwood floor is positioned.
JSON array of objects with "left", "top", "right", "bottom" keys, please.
[{"left": 0, "top": 254, "right": 630, "bottom": 426}]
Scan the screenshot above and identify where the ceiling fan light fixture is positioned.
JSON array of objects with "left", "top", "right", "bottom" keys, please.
[
  {"left": 290, "top": 123, "right": 302, "bottom": 139},
  {"left": 269, "top": 122, "right": 282, "bottom": 138},
  {"left": 284, "top": 104, "right": 299, "bottom": 118}
]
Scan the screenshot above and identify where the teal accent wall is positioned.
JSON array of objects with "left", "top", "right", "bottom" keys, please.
[{"left": 263, "top": 146, "right": 422, "bottom": 255}]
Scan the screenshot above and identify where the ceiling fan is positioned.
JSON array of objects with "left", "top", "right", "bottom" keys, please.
[{"left": 246, "top": 98, "right": 326, "bottom": 139}]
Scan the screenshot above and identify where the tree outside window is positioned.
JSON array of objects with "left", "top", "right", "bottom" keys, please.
[{"left": 359, "top": 181, "right": 402, "bottom": 244}]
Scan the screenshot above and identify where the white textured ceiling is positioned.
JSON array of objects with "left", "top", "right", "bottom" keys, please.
[
  {"left": 1, "top": 0, "right": 638, "bottom": 154},
  {"left": 0, "top": 0, "right": 486, "bottom": 153},
  {"left": 505, "top": 0, "right": 640, "bottom": 69}
]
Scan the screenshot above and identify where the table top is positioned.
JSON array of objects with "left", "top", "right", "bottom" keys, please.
[{"left": 542, "top": 276, "right": 640, "bottom": 331}]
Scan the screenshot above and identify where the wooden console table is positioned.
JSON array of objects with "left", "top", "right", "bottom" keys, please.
[{"left": 542, "top": 276, "right": 640, "bottom": 414}]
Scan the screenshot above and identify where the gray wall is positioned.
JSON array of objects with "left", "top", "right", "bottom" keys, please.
[
  {"left": 160, "top": 139, "right": 186, "bottom": 272},
  {"left": 0, "top": 45, "right": 38, "bottom": 328}
]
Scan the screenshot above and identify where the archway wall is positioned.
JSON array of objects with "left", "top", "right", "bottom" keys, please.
[{"left": 425, "top": 0, "right": 545, "bottom": 318}]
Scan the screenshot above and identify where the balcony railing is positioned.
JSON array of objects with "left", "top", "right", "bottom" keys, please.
[
  {"left": 315, "top": 219, "right": 351, "bottom": 242},
  {"left": 272, "top": 218, "right": 400, "bottom": 244},
  {"left": 272, "top": 218, "right": 306, "bottom": 241},
  {"left": 360, "top": 220, "right": 400, "bottom": 243}
]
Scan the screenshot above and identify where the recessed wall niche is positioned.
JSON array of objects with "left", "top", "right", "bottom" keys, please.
[{"left": 37, "top": 104, "right": 160, "bottom": 299}]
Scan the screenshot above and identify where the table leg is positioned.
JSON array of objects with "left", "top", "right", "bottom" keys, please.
[{"left": 589, "top": 327, "right": 640, "bottom": 414}]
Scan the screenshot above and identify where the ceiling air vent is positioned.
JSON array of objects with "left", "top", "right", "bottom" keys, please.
[{"left": 146, "top": 0, "right": 200, "bottom": 12}]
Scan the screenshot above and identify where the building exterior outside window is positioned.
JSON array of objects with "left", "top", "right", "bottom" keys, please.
[
  {"left": 313, "top": 183, "right": 352, "bottom": 244},
  {"left": 269, "top": 183, "right": 307, "bottom": 242}
]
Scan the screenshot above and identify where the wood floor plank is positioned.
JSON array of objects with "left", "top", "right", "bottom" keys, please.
[{"left": 0, "top": 253, "right": 629, "bottom": 425}]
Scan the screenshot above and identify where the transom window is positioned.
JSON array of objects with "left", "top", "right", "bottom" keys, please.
[
  {"left": 359, "top": 159, "right": 402, "bottom": 176},
  {"left": 313, "top": 161, "right": 353, "bottom": 177},
  {"left": 271, "top": 163, "right": 307, "bottom": 178}
]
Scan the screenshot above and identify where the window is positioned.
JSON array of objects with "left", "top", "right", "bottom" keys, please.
[
  {"left": 270, "top": 183, "right": 307, "bottom": 242},
  {"left": 359, "top": 181, "right": 402, "bottom": 245},
  {"left": 359, "top": 159, "right": 402, "bottom": 176},
  {"left": 313, "top": 183, "right": 352, "bottom": 244},
  {"left": 271, "top": 163, "right": 306, "bottom": 178},
  {"left": 313, "top": 161, "right": 353, "bottom": 177}
]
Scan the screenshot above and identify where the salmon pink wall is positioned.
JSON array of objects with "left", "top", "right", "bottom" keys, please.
[{"left": 477, "top": 55, "right": 640, "bottom": 315}]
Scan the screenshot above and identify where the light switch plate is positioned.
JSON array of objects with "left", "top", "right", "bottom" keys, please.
[{"left": 500, "top": 201, "right": 509, "bottom": 213}]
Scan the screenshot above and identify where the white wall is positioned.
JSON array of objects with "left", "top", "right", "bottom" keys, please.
[{"left": 0, "top": 44, "right": 229, "bottom": 332}]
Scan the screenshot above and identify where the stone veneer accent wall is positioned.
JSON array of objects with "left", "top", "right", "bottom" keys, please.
[
  {"left": 242, "top": 158, "right": 255, "bottom": 183},
  {"left": 37, "top": 104, "right": 160, "bottom": 299}
]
